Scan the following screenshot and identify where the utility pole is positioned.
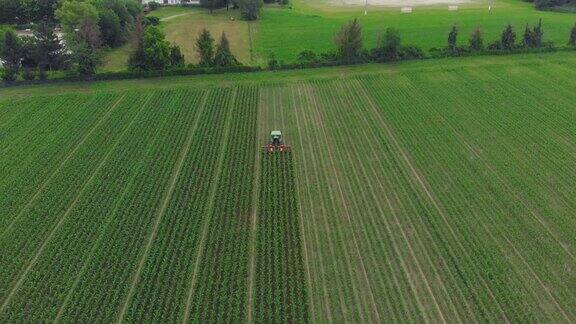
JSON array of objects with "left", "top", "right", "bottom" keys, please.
[{"left": 364, "top": 0, "right": 368, "bottom": 15}]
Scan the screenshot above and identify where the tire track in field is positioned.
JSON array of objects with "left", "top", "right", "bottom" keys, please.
[
  {"left": 0, "top": 93, "right": 143, "bottom": 314},
  {"left": 181, "top": 88, "right": 237, "bottom": 324},
  {"left": 245, "top": 86, "right": 263, "bottom": 324},
  {"left": 414, "top": 71, "right": 573, "bottom": 321},
  {"left": 277, "top": 86, "right": 316, "bottom": 322},
  {"left": 0, "top": 94, "right": 126, "bottom": 240},
  {"left": 354, "top": 80, "right": 512, "bottom": 323},
  {"left": 115, "top": 91, "right": 210, "bottom": 323},
  {"left": 301, "top": 82, "right": 381, "bottom": 323},
  {"left": 289, "top": 86, "right": 333, "bottom": 323}
]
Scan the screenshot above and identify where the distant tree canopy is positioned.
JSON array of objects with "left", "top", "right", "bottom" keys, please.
[
  {"left": 469, "top": 26, "right": 483, "bottom": 51},
  {"left": 371, "top": 27, "right": 401, "bottom": 62},
  {"left": 128, "top": 23, "right": 185, "bottom": 71},
  {"left": 55, "top": 0, "right": 141, "bottom": 49},
  {"left": 335, "top": 18, "right": 363, "bottom": 61},
  {"left": 525, "top": 0, "right": 576, "bottom": 10},
  {"left": 238, "top": 0, "right": 263, "bottom": 20},
  {"left": 0, "top": 0, "right": 60, "bottom": 24}
]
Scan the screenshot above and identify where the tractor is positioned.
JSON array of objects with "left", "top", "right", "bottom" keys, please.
[{"left": 263, "top": 130, "right": 291, "bottom": 152}]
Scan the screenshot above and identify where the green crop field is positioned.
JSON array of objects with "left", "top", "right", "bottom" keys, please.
[{"left": 1, "top": 51, "right": 576, "bottom": 322}]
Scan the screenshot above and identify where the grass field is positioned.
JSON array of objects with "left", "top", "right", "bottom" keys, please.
[
  {"left": 256, "top": 0, "right": 576, "bottom": 62},
  {"left": 1, "top": 52, "right": 576, "bottom": 321},
  {"left": 101, "top": 0, "right": 576, "bottom": 69}
]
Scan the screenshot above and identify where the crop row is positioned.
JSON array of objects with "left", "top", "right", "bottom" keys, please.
[
  {"left": 54, "top": 89, "right": 204, "bottom": 322},
  {"left": 0, "top": 93, "right": 120, "bottom": 230},
  {"left": 254, "top": 151, "right": 309, "bottom": 323},
  {"left": 0, "top": 93, "right": 138, "bottom": 314},
  {"left": 0, "top": 89, "right": 199, "bottom": 321},
  {"left": 357, "top": 70, "right": 576, "bottom": 321},
  {"left": 403, "top": 67, "right": 576, "bottom": 318},
  {"left": 122, "top": 88, "right": 237, "bottom": 323},
  {"left": 185, "top": 85, "right": 259, "bottom": 323}
]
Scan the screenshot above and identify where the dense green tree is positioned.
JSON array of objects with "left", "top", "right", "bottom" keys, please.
[
  {"left": 570, "top": 23, "right": 576, "bottom": 46},
  {"left": 0, "top": 29, "right": 22, "bottom": 81},
  {"left": 523, "top": 24, "right": 534, "bottom": 47},
  {"left": 200, "top": 0, "right": 226, "bottom": 13},
  {"left": 448, "top": 25, "right": 458, "bottom": 51},
  {"left": 55, "top": 0, "right": 102, "bottom": 50},
  {"left": 70, "top": 38, "right": 100, "bottom": 77},
  {"left": 238, "top": 0, "right": 263, "bottom": 20},
  {"left": 99, "top": 9, "right": 123, "bottom": 47},
  {"left": 169, "top": 45, "right": 185, "bottom": 68},
  {"left": 33, "top": 22, "right": 66, "bottom": 70},
  {"left": 533, "top": 19, "right": 543, "bottom": 47},
  {"left": 128, "top": 15, "right": 146, "bottom": 70},
  {"left": 0, "top": 0, "right": 59, "bottom": 23},
  {"left": 56, "top": 0, "right": 100, "bottom": 32},
  {"left": 196, "top": 28, "right": 215, "bottom": 66},
  {"left": 0, "top": 0, "right": 21, "bottom": 24},
  {"left": 377, "top": 27, "right": 401, "bottom": 61},
  {"left": 371, "top": 28, "right": 400, "bottom": 61},
  {"left": 469, "top": 26, "right": 483, "bottom": 51},
  {"left": 213, "top": 32, "right": 238, "bottom": 67},
  {"left": 143, "top": 26, "right": 171, "bottom": 70},
  {"left": 335, "top": 18, "right": 363, "bottom": 61},
  {"left": 501, "top": 24, "right": 516, "bottom": 50}
]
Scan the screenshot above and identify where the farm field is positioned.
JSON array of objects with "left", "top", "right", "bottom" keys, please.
[{"left": 1, "top": 51, "right": 576, "bottom": 321}]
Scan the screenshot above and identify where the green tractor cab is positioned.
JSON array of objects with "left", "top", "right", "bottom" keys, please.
[
  {"left": 270, "top": 131, "right": 283, "bottom": 145},
  {"left": 264, "top": 130, "right": 291, "bottom": 152}
]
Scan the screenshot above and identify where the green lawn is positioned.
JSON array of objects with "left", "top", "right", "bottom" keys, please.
[
  {"left": 255, "top": 0, "right": 576, "bottom": 62},
  {"left": 1, "top": 51, "right": 576, "bottom": 322}
]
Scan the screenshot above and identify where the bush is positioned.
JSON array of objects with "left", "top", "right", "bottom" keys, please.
[
  {"left": 297, "top": 50, "right": 318, "bottom": 63},
  {"left": 399, "top": 45, "right": 425, "bottom": 60},
  {"left": 143, "top": 16, "right": 160, "bottom": 27},
  {"left": 267, "top": 53, "right": 280, "bottom": 70},
  {"left": 22, "top": 67, "right": 35, "bottom": 80},
  {"left": 148, "top": 1, "right": 161, "bottom": 10}
]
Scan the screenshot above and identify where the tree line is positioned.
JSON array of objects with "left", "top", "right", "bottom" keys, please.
[
  {"left": 1, "top": 13, "right": 575, "bottom": 82},
  {"left": 526, "top": 0, "right": 576, "bottom": 11},
  {"left": 126, "top": 19, "right": 239, "bottom": 72},
  {"left": 271, "top": 19, "right": 576, "bottom": 68},
  {"left": 0, "top": 0, "right": 59, "bottom": 25},
  {"left": 0, "top": 0, "right": 142, "bottom": 81}
]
